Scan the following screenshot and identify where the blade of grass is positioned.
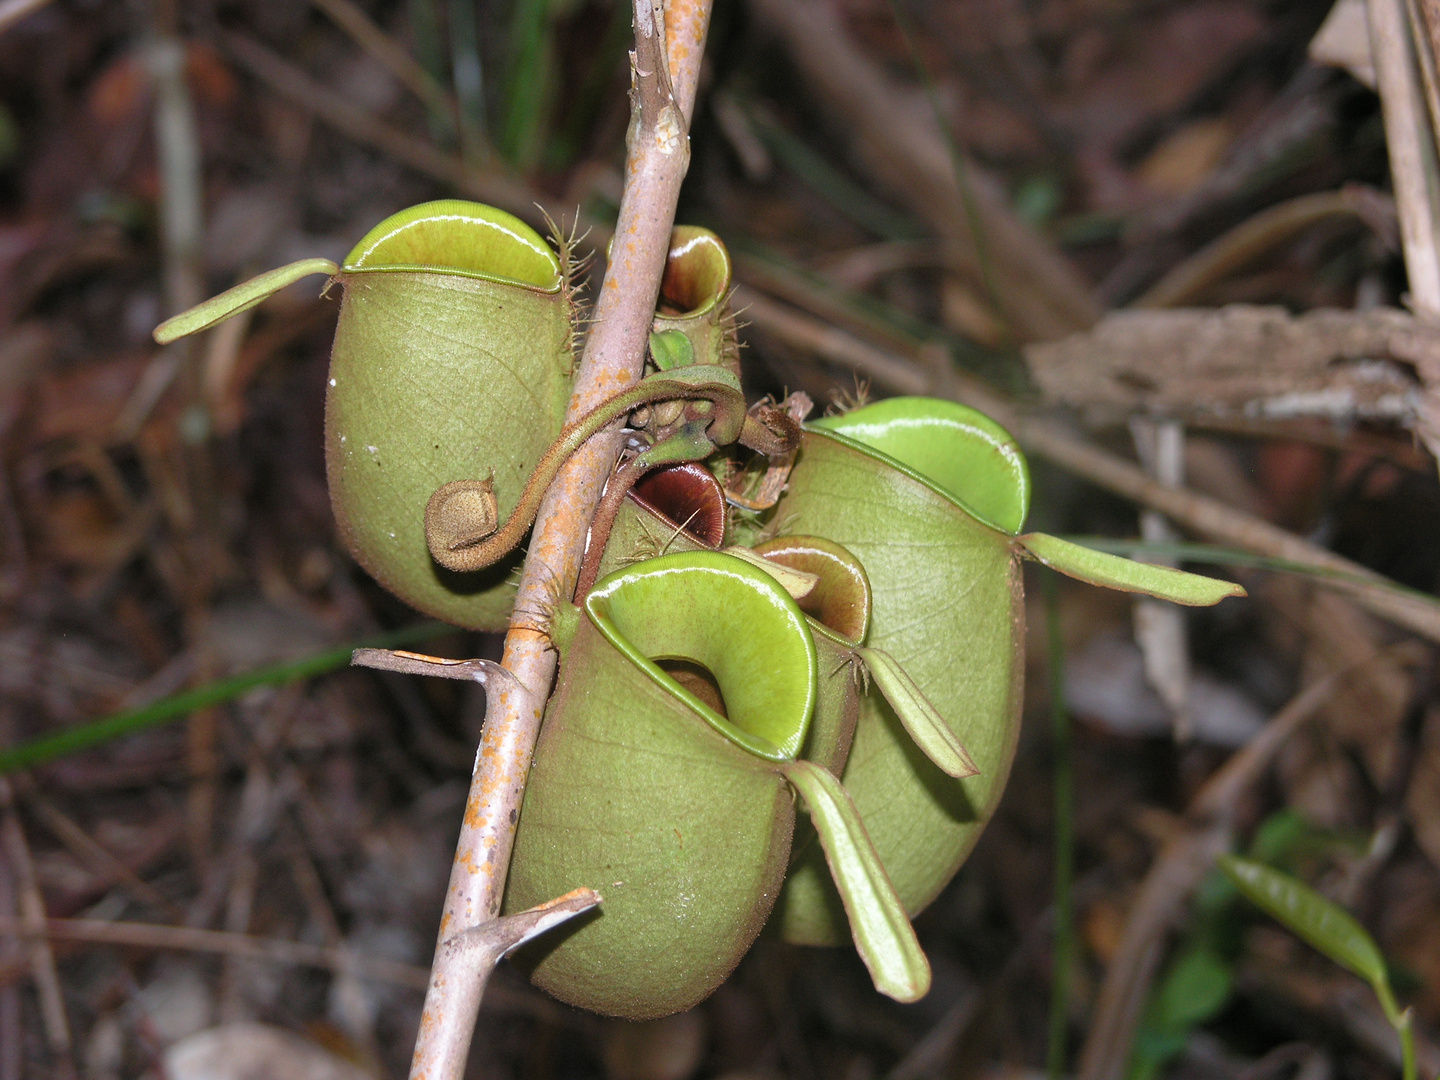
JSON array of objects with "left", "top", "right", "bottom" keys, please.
[
  {"left": 0, "top": 622, "right": 448, "bottom": 774},
  {"left": 310, "top": 0, "right": 457, "bottom": 135},
  {"left": 724, "top": 236, "right": 1022, "bottom": 390},
  {"left": 501, "top": 0, "right": 552, "bottom": 171},
  {"left": 1044, "top": 571, "right": 1075, "bottom": 1080},
  {"left": 742, "top": 101, "right": 926, "bottom": 242},
  {"left": 545, "top": 0, "right": 633, "bottom": 171},
  {"left": 407, "top": 0, "right": 457, "bottom": 145}
]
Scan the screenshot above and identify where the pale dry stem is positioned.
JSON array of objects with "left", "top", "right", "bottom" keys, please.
[{"left": 405, "top": 5, "right": 713, "bottom": 1079}]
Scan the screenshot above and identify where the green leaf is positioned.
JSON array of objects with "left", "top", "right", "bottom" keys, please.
[
  {"left": 153, "top": 258, "right": 338, "bottom": 343},
  {"left": 1129, "top": 946, "right": 1233, "bottom": 1080},
  {"left": 781, "top": 759, "right": 931, "bottom": 1002},
  {"left": 855, "top": 647, "right": 977, "bottom": 778},
  {"left": 1151, "top": 946, "right": 1232, "bottom": 1032},
  {"left": 1018, "top": 533, "right": 1245, "bottom": 607},
  {"left": 1219, "top": 855, "right": 1388, "bottom": 988}
]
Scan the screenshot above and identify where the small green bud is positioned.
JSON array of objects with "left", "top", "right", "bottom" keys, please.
[{"left": 648, "top": 329, "right": 695, "bottom": 370}]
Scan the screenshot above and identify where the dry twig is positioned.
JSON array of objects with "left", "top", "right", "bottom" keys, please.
[
  {"left": 1368, "top": 0, "right": 1440, "bottom": 463},
  {"left": 1026, "top": 305, "right": 1437, "bottom": 426},
  {"left": 0, "top": 778, "right": 73, "bottom": 1077},
  {"left": 307, "top": 0, "right": 457, "bottom": 125},
  {"left": 405, "top": 5, "right": 714, "bottom": 1078},
  {"left": 0, "top": 914, "right": 430, "bottom": 990},
  {"left": 1132, "top": 187, "right": 1398, "bottom": 310}
]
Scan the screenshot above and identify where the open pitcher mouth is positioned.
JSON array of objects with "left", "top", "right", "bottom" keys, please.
[
  {"left": 657, "top": 226, "right": 732, "bottom": 319},
  {"left": 631, "top": 462, "right": 728, "bottom": 549},
  {"left": 754, "top": 535, "right": 872, "bottom": 644},
  {"left": 585, "top": 551, "right": 817, "bottom": 761}
]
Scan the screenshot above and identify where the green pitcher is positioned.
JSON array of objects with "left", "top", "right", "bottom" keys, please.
[{"left": 772, "top": 397, "right": 1244, "bottom": 944}]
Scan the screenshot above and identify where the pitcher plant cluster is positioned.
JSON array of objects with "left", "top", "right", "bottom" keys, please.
[{"left": 155, "top": 200, "right": 1244, "bottom": 1019}]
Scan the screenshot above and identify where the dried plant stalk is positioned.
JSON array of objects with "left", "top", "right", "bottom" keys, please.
[{"left": 405, "top": 4, "right": 714, "bottom": 1078}]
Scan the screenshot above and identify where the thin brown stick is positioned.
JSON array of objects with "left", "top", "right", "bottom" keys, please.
[
  {"left": 746, "top": 0, "right": 1098, "bottom": 341},
  {"left": 0, "top": 778, "right": 73, "bottom": 1077},
  {"left": 307, "top": 0, "right": 458, "bottom": 125},
  {"left": 1370, "top": 0, "right": 1440, "bottom": 319},
  {"left": 405, "top": 5, "right": 713, "bottom": 1078},
  {"left": 741, "top": 295, "right": 1440, "bottom": 644},
  {"left": 734, "top": 286, "right": 929, "bottom": 394},
  {"left": 222, "top": 32, "right": 539, "bottom": 223},
  {"left": 1377, "top": 0, "right": 1440, "bottom": 466},
  {"left": 1132, "top": 188, "right": 1397, "bottom": 309},
  {"left": 0, "top": 913, "right": 428, "bottom": 989},
  {"left": 10, "top": 775, "right": 179, "bottom": 918}
]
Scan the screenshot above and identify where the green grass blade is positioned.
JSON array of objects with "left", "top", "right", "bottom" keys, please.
[
  {"left": 153, "top": 258, "right": 337, "bottom": 343},
  {"left": 407, "top": 0, "right": 458, "bottom": 146},
  {"left": 744, "top": 104, "right": 924, "bottom": 242},
  {"left": 1219, "top": 855, "right": 1388, "bottom": 988},
  {"left": 855, "top": 647, "right": 977, "bottom": 778},
  {"left": 0, "top": 622, "right": 449, "bottom": 774},
  {"left": 885, "top": 0, "right": 1010, "bottom": 347},
  {"left": 1019, "top": 533, "right": 1245, "bottom": 606},
  {"left": 544, "top": 0, "right": 631, "bottom": 170},
  {"left": 782, "top": 759, "right": 931, "bottom": 1003},
  {"left": 501, "top": 0, "right": 552, "bottom": 170},
  {"left": 1221, "top": 853, "right": 1414, "bottom": 1077}
]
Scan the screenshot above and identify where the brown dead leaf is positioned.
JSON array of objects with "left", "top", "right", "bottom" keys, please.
[
  {"left": 86, "top": 53, "right": 147, "bottom": 126},
  {"left": 1136, "top": 118, "right": 1234, "bottom": 196},
  {"left": 185, "top": 42, "right": 238, "bottom": 107},
  {"left": 1083, "top": 896, "right": 1127, "bottom": 964}
]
